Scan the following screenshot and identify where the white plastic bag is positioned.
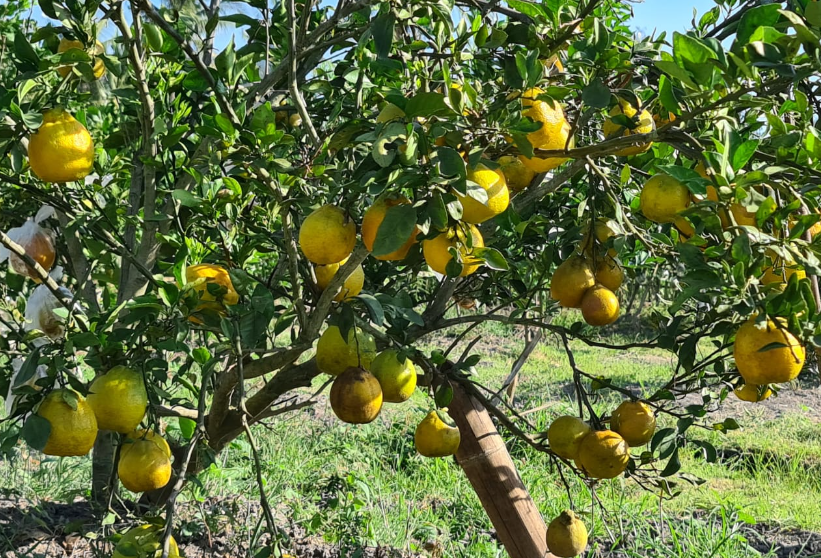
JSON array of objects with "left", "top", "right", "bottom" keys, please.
[
  {"left": 0, "top": 205, "right": 56, "bottom": 281},
  {"left": 25, "top": 266, "right": 73, "bottom": 341},
  {"left": 4, "top": 357, "right": 48, "bottom": 416}
]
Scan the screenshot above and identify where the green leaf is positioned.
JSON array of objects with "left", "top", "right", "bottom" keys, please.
[
  {"left": 214, "top": 113, "right": 235, "bottom": 136},
  {"left": 731, "top": 233, "right": 752, "bottom": 263},
  {"left": 355, "top": 293, "right": 384, "bottom": 326},
  {"left": 178, "top": 417, "right": 196, "bottom": 440},
  {"left": 372, "top": 12, "right": 395, "bottom": 59},
  {"left": 654, "top": 60, "right": 697, "bottom": 89},
  {"left": 473, "top": 247, "right": 509, "bottom": 271},
  {"left": 731, "top": 139, "right": 759, "bottom": 171},
  {"left": 172, "top": 189, "right": 203, "bottom": 208},
  {"left": 581, "top": 77, "right": 610, "bottom": 109},
  {"left": 404, "top": 92, "right": 455, "bottom": 118},
  {"left": 13, "top": 31, "right": 40, "bottom": 67},
  {"left": 13, "top": 348, "right": 42, "bottom": 389},
  {"left": 215, "top": 38, "right": 236, "bottom": 85},
  {"left": 807, "top": 2, "right": 821, "bottom": 26},
  {"left": 735, "top": 4, "right": 782, "bottom": 46},
  {"left": 434, "top": 382, "right": 453, "bottom": 407},
  {"left": 438, "top": 147, "right": 466, "bottom": 178},
  {"left": 61, "top": 390, "right": 79, "bottom": 411},
  {"left": 192, "top": 348, "right": 211, "bottom": 365},
  {"left": 672, "top": 32, "right": 717, "bottom": 86},
  {"left": 372, "top": 204, "right": 417, "bottom": 257},
  {"left": 22, "top": 414, "right": 51, "bottom": 451},
  {"left": 17, "top": 80, "right": 38, "bottom": 104},
  {"left": 658, "top": 74, "right": 680, "bottom": 115},
  {"left": 660, "top": 449, "right": 681, "bottom": 477}
]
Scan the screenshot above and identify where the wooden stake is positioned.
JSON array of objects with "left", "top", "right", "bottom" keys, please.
[{"left": 449, "top": 382, "right": 556, "bottom": 558}]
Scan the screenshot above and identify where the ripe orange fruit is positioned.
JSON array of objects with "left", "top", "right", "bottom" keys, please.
[
  {"left": 37, "top": 389, "right": 97, "bottom": 456},
  {"left": 118, "top": 438, "right": 173, "bottom": 493},
  {"left": 28, "top": 109, "right": 94, "bottom": 183},
  {"left": 415, "top": 409, "right": 460, "bottom": 457},
  {"left": 57, "top": 38, "right": 106, "bottom": 79},
  {"left": 611, "top": 401, "right": 656, "bottom": 447},
  {"left": 87, "top": 366, "right": 147, "bottom": 433},
  {"left": 550, "top": 255, "right": 595, "bottom": 308},
  {"left": 640, "top": 174, "right": 690, "bottom": 224},
  {"left": 580, "top": 285, "right": 620, "bottom": 326},
  {"left": 422, "top": 224, "right": 484, "bottom": 277},
  {"left": 594, "top": 256, "right": 624, "bottom": 292},
  {"left": 361, "top": 196, "right": 418, "bottom": 260},
  {"left": 733, "top": 317, "right": 805, "bottom": 385},
  {"left": 547, "top": 416, "right": 591, "bottom": 460},
  {"left": 576, "top": 430, "right": 630, "bottom": 479},
  {"left": 329, "top": 367, "right": 383, "bottom": 424},
  {"left": 602, "top": 99, "right": 655, "bottom": 156},
  {"left": 298, "top": 205, "right": 356, "bottom": 265},
  {"left": 457, "top": 164, "right": 510, "bottom": 223},
  {"left": 546, "top": 510, "right": 588, "bottom": 558}
]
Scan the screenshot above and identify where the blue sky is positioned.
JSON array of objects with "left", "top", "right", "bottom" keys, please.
[{"left": 631, "top": 0, "right": 716, "bottom": 38}]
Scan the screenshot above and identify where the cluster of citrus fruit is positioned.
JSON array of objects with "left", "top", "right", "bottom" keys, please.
[
  {"left": 35, "top": 366, "right": 172, "bottom": 494},
  {"left": 543, "top": 400, "right": 656, "bottom": 556}
]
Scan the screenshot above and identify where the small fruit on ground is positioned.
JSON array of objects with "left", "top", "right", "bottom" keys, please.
[
  {"left": 87, "top": 366, "right": 148, "bottom": 433},
  {"left": 415, "top": 409, "right": 460, "bottom": 457},
  {"left": 457, "top": 164, "right": 510, "bottom": 223},
  {"left": 28, "top": 109, "right": 94, "bottom": 184},
  {"left": 57, "top": 39, "right": 106, "bottom": 79},
  {"left": 37, "top": 389, "right": 98, "bottom": 457},
  {"left": 734, "top": 383, "right": 773, "bottom": 403},
  {"left": 594, "top": 256, "right": 624, "bottom": 291},
  {"left": 734, "top": 317, "right": 805, "bottom": 385},
  {"left": 546, "top": 510, "right": 588, "bottom": 557},
  {"left": 118, "top": 437, "right": 173, "bottom": 492},
  {"left": 602, "top": 98, "right": 655, "bottom": 156},
  {"left": 611, "top": 401, "right": 656, "bottom": 447},
  {"left": 422, "top": 224, "right": 484, "bottom": 277},
  {"left": 370, "top": 349, "right": 417, "bottom": 403},
  {"left": 550, "top": 255, "right": 595, "bottom": 308},
  {"left": 580, "top": 284, "right": 620, "bottom": 326},
  {"left": 314, "top": 257, "right": 365, "bottom": 301},
  {"left": 547, "top": 416, "right": 592, "bottom": 460},
  {"left": 299, "top": 205, "right": 356, "bottom": 265},
  {"left": 329, "top": 367, "right": 383, "bottom": 424},
  {"left": 497, "top": 155, "right": 536, "bottom": 193},
  {"left": 185, "top": 263, "right": 239, "bottom": 305},
  {"left": 361, "top": 195, "right": 418, "bottom": 260},
  {"left": 576, "top": 430, "right": 630, "bottom": 479},
  {"left": 112, "top": 524, "right": 180, "bottom": 558},
  {"left": 316, "top": 325, "right": 377, "bottom": 376},
  {"left": 519, "top": 96, "right": 574, "bottom": 173},
  {"left": 640, "top": 174, "right": 690, "bottom": 223},
  {"left": 125, "top": 429, "right": 172, "bottom": 458}
]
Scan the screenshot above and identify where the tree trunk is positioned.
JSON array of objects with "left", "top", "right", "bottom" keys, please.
[
  {"left": 449, "top": 383, "right": 556, "bottom": 558},
  {"left": 91, "top": 430, "right": 118, "bottom": 508}
]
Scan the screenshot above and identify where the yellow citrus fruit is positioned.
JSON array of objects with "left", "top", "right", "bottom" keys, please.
[
  {"left": 299, "top": 205, "right": 356, "bottom": 265},
  {"left": 370, "top": 349, "right": 417, "bottom": 403},
  {"left": 87, "top": 366, "right": 147, "bottom": 433},
  {"left": 185, "top": 263, "right": 239, "bottom": 305},
  {"left": 547, "top": 416, "right": 591, "bottom": 460},
  {"left": 316, "top": 325, "right": 377, "bottom": 376},
  {"left": 611, "top": 401, "right": 656, "bottom": 447},
  {"left": 112, "top": 525, "right": 180, "bottom": 558},
  {"left": 37, "top": 389, "right": 97, "bottom": 457},
  {"left": 602, "top": 99, "right": 655, "bottom": 156},
  {"left": 729, "top": 202, "right": 758, "bottom": 227},
  {"left": 497, "top": 155, "right": 536, "bottom": 193},
  {"left": 422, "top": 224, "right": 484, "bottom": 277},
  {"left": 10, "top": 229, "right": 55, "bottom": 283},
  {"left": 694, "top": 161, "right": 709, "bottom": 179},
  {"left": 57, "top": 39, "right": 105, "bottom": 79},
  {"left": 580, "top": 285, "right": 620, "bottom": 327},
  {"left": 579, "top": 219, "right": 618, "bottom": 255},
  {"left": 519, "top": 99, "right": 574, "bottom": 173},
  {"left": 550, "top": 255, "right": 595, "bottom": 308},
  {"left": 376, "top": 103, "right": 406, "bottom": 123},
  {"left": 576, "top": 430, "right": 630, "bottom": 479},
  {"left": 314, "top": 257, "right": 364, "bottom": 302},
  {"left": 640, "top": 174, "right": 690, "bottom": 224},
  {"left": 118, "top": 438, "right": 172, "bottom": 493},
  {"left": 329, "top": 367, "right": 383, "bottom": 424},
  {"left": 594, "top": 256, "right": 623, "bottom": 292},
  {"left": 653, "top": 111, "right": 677, "bottom": 128},
  {"left": 520, "top": 87, "right": 544, "bottom": 107},
  {"left": 734, "top": 383, "right": 773, "bottom": 403},
  {"left": 762, "top": 259, "right": 806, "bottom": 287},
  {"left": 28, "top": 109, "right": 94, "bottom": 183},
  {"left": 546, "top": 510, "right": 588, "bottom": 558},
  {"left": 734, "top": 317, "right": 805, "bottom": 385},
  {"left": 125, "top": 429, "right": 172, "bottom": 458},
  {"left": 361, "top": 195, "right": 418, "bottom": 260},
  {"left": 457, "top": 164, "right": 509, "bottom": 223},
  {"left": 415, "top": 409, "right": 460, "bottom": 457},
  {"left": 288, "top": 113, "right": 302, "bottom": 127}
]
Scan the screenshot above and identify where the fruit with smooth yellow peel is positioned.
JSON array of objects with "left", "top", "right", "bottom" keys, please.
[
  {"left": 734, "top": 317, "right": 805, "bottom": 385},
  {"left": 611, "top": 401, "right": 656, "bottom": 447},
  {"left": 594, "top": 256, "right": 624, "bottom": 292},
  {"left": 299, "top": 205, "right": 356, "bottom": 265},
  {"left": 316, "top": 325, "right": 377, "bottom": 376},
  {"left": 546, "top": 510, "right": 588, "bottom": 557},
  {"left": 518, "top": 99, "right": 574, "bottom": 173},
  {"left": 185, "top": 263, "right": 239, "bottom": 305},
  {"left": 640, "top": 174, "right": 690, "bottom": 224},
  {"left": 112, "top": 525, "right": 180, "bottom": 558},
  {"left": 362, "top": 196, "right": 418, "bottom": 260},
  {"left": 547, "top": 416, "right": 591, "bottom": 460},
  {"left": 118, "top": 437, "right": 172, "bottom": 493},
  {"left": 314, "top": 258, "right": 364, "bottom": 301},
  {"left": 602, "top": 98, "right": 655, "bottom": 156},
  {"left": 422, "top": 224, "right": 484, "bottom": 277},
  {"left": 550, "top": 255, "right": 595, "bottom": 308},
  {"left": 125, "top": 429, "right": 172, "bottom": 458},
  {"left": 370, "top": 349, "right": 417, "bottom": 403},
  {"left": 36, "top": 389, "right": 97, "bottom": 457},
  {"left": 580, "top": 284, "right": 620, "bottom": 326},
  {"left": 415, "top": 409, "right": 460, "bottom": 457},
  {"left": 457, "top": 164, "right": 509, "bottom": 223},
  {"left": 87, "top": 366, "right": 147, "bottom": 433},
  {"left": 576, "top": 430, "right": 630, "bottom": 479},
  {"left": 734, "top": 383, "right": 773, "bottom": 403},
  {"left": 57, "top": 39, "right": 106, "bottom": 79},
  {"left": 28, "top": 109, "right": 94, "bottom": 183},
  {"left": 497, "top": 155, "right": 536, "bottom": 193}
]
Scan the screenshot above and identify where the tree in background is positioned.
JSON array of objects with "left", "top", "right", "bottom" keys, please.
[{"left": 1, "top": 0, "right": 821, "bottom": 556}]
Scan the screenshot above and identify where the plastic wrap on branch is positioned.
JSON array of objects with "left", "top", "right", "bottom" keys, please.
[
  {"left": 0, "top": 205, "right": 56, "bottom": 282},
  {"left": 25, "top": 266, "right": 75, "bottom": 343},
  {"left": 4, "top": 358, "right": 48, "bottom": 416}
]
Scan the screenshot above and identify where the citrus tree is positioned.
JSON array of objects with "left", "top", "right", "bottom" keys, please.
[{"left": 2, "top": 0, "right": 821, "bottom": 555}]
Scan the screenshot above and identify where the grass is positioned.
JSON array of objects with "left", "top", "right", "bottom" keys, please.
[{"left": 3, "top": 312, "right": 821, "bottom": 556}]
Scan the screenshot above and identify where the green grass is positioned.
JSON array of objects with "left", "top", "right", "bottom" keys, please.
[{"left": 3, "top": 315, "right": 820, "bottom": 556}]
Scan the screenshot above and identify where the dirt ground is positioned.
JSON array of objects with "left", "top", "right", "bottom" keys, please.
[{"left": 3, "top": 494, "right": 821, "bottom": 558}]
